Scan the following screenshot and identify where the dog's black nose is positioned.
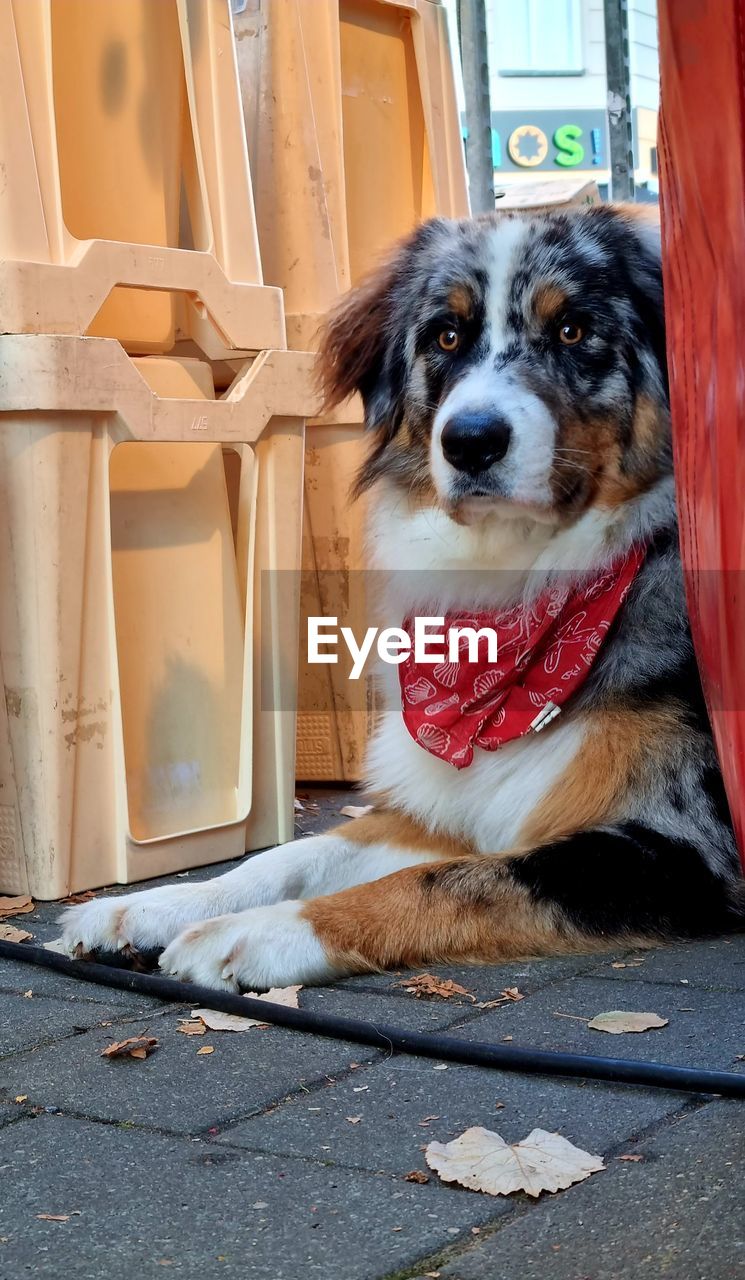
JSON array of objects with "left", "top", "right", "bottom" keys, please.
[{"left": 440, "top": 411, "right": 512, "bottom": 476}]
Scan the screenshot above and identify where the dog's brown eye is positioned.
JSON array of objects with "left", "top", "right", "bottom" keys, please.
[
  {"left": 437, "top": 328, "right": 460, "bottom": 353},
  {"left": 558, "top": 321, "right": 584, "bottom": 346}
]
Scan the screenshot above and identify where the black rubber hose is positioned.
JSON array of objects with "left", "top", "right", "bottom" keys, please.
[{"left": 2, "top": 939, "right": 744, "bottom": 1098}]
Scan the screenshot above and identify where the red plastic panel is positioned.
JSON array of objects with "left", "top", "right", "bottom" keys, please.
[{"left": 658, "top": 0, "right": 745, "bottom": 869}]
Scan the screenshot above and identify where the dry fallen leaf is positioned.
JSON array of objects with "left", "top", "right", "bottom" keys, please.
[
  {"left": 404, "top": 1170, "right": 430, "bottom": 1184},
  {"left": 617, "top": 1154, "right": 644, "bottom": 1162},
  {"left": 177, "top": 1019, "right": 207, "bottom": 1037},
  {"left": 189, "top": 985, "right": 302, "bottom": 1033},
  {"left": 425, "top": 1127, "right": 605, "bottom": 1199},
  {"left": 36, "top": 1214, "right": 70, "bottom": 1222},
  {"left": 339, "top": 804, "right": 374, "bottom": 819},
  {"left": 62, "top": 890, "right": 97, "bottom": 905},
  {"left": 0, "top": 925, "right": 32, "bottom": 943},
  {"left": 43, "top": 939, "right": 68, "bottom": 955},
  {"left": 101, "top": 1035, "right": 158, "bottom": 1060},
  {"left": 197, "top": 1045, "right": 215, "bottom": 1056},
  {"left": 345, "top": 1115, "right": 362, "bottom": 1124},
  {"left": 14, "top": 1096, "right": 28, "bottom": 1104},
  {"left": 190, "top": 1008, "right": 260, "bottom": 1033},
  {"left": 0, "top": 895, "right": 34, "bottom": 918},
  {"left": 476, "top": 987, "right": 525, "bottom": 1009},
  {"left": 395, "top": 973, "right": 475, "bottom": 1001},
  {"left": 587, "top": 1011, "right": 668, "bottom": 1035}
]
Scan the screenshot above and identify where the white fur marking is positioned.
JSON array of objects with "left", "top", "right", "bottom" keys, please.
[
  {"left": 366, "top": 706, "right": 587, "bottom": 854},
  {"left": 484, "top": 219, "right": 531, "bottom": 352},
  {"left": 430, "top": 219, "right": 559, "bottom": 511},
  {"left": 159, "top": 902, "right": 335, "bottom": 991},
  {"left": 60, "top": 832, "right": 440, "bottom": 956}
]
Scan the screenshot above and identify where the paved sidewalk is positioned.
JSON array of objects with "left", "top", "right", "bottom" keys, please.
[{"left": 1, "top": 790, "right": 744, "bottom": 1279}]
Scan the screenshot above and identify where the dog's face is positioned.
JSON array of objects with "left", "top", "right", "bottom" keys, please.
[{"left": 320, "top": 205, "right": 670, "bottom": 526}]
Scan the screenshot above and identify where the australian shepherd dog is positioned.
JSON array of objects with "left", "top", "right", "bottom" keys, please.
[{"left": 63, "top": 204, "right": 744, "bottom": 989}]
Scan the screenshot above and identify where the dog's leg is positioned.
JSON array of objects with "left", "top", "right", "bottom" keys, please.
[
  {"left": 157, "top": 825, "right": 744, "bottom": 989},
  {"left": 60, "top": 812, "right": 466, "bottom": 957}
]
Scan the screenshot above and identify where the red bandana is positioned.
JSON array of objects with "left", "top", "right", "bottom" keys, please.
[{"left": 399, "top": 545, "right": 647, "bottom": 769}]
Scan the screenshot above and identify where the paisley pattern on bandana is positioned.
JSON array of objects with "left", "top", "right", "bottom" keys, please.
[{"left": 399, "top": 545, "right": 647, "bottom": 769}]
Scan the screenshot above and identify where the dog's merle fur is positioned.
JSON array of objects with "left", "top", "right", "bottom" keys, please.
[
  {"left": 61, "top": 205, "right": 744, "bottom": 988},
  {"left": 320, "top": 205, "right": 744, "bottom": 945}
]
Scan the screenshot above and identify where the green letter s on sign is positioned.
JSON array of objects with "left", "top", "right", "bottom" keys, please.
[{"left": 554, "top": 124, "right": 584, "bottom": 167}]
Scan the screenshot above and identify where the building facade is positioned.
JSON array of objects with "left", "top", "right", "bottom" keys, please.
[{"left": 444, "top": 0, "right": 659, "bottom": 197}]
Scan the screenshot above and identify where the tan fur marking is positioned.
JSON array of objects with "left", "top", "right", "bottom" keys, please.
[
  {"left": 386, "top": 420, "right": 438, "bottom": 498},
  {"left": 597, "top": 397, "right": 668, "bottom": 508},
  {"left": 623, "top": 394, "right": 669, "bottom": 490},
  {"left": 334, "top": 809, "right": 474, "bottom": 859},
  {"left": 448, "top": 284, "right": 474, "bottom": 320},
  {"left": 533, "top": 283, "right": 567, "bottom": 323},
  {"left": 610, "top": 202, "right": 660, "bottom": 229},
  {"left": 301, "top": 861, "right": 608, "bottom": 973},
  {"left": 520, "top": 706, "right": 684, "bottom": 848},
  {"left": 553, "top": 414, "right": 617, "bottom": 508},
  {"left": 554, "top": 415, "right": 645, "bottom": 510}
]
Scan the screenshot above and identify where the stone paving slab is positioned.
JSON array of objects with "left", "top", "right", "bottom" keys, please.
[
  {"left": 447, "top": 975, "right": 745, "bottom": 1071},
  {"left": 0, "top": 983, "right": 498, "bottom": 1135},
  {"left": 0, "top": 990, "right": 178, "bottom": 1058},
  {"left": 338, "top": 952, "right": 605, "bottom": 1000},
  {"left": 0, "top": 1114, "right": 503, "bottom": 1280},
  {"left": 0, "top": 1102, "right": 28, "bottom": 1130},
  {"left": 432, "top": 1099, "right": 745, "bottom": 1280},
  {"left": 299, "top": 986, "right": 488, "bottom": 1034},
  {"left": 216, "top": 1050, "right": 690, "bottom": 1176},
  {"left": 0, "top": 1013, "right": 374, "bottom": 1135},
  {"left": 586, "top": 934, "right": 745, "bottom": 992},
  {"left": 0, "top": 955, "right": 176, "bottom": 1012},
  {"left": 1, "top": 789, "right": 744, "bottom": 1279}
]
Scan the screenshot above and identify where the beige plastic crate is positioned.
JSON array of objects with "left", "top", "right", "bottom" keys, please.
[
  {"left": 0, "top": 0, "right": 281, "bottom": 357},
  {"left": 236, "top": 0, "right": 469, "bottom": 781},
  {"left": 0, "top": 334, "right": 317, "bottom": 899}
]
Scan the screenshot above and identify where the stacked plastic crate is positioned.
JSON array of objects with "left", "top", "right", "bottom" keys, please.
[
  {"left": 235, "top": 0, "right": 469, "bottom": 783},
  {"left": 0, "top": 0, "right": 315, "bottom": 898}
]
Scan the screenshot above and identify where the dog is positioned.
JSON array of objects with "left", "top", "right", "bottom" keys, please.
[{"left": 62, "top": 204, "right": 744, "bottom": 990}]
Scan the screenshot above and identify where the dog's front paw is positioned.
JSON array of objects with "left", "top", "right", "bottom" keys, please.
[
  {"left": 159, "top": 902, "right": 334, "bottom": 991},
  {"left": 59, "top": 883, "right": 223, "bottom": 958}
]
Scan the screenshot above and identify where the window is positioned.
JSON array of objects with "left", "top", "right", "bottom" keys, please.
[{"left": 493, "top": 0, "right": 584, "bottom": 75}]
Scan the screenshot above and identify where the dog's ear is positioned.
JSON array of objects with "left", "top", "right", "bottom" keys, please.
[
  {"left": 318, "top": 247, "right": 408, "bottom": 437},
  {"left": 607, "top": 204, "right": 668, "bottom": 396},
  {"left": 318, "top": 222, "right": 444, "bottom": 437}
]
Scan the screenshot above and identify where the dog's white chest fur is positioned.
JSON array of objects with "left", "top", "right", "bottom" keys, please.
[
  {"left": 360, "top": 483, "right": 614, "bottom": 850},
  {"left": 365, "top": 706, "right": 584, "bottom": 852}
]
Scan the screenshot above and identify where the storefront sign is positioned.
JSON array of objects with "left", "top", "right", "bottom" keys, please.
[{"left": 488, "top": 110, "right": 608, "bottom": 171}]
